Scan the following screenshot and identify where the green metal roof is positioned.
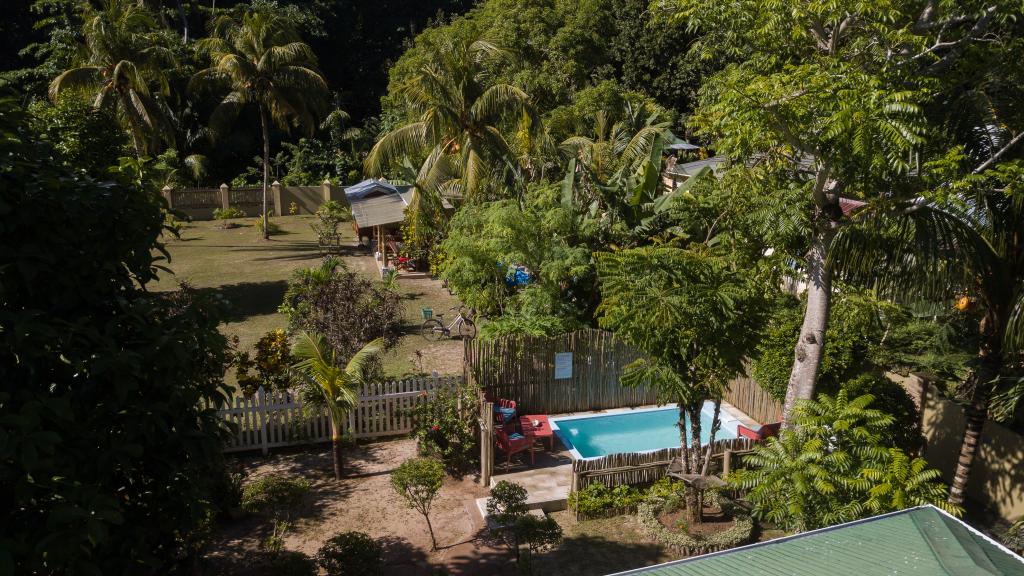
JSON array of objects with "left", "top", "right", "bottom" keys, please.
[{"left": 614, "top": 506, "right": 1024, "bottom": 576}]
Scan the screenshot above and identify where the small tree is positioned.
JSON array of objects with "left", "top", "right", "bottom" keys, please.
[
  {"left": 292, "top": 333, "right": 383, "bottom": 480},
  {"left": 485, "top": 480, "right": 561, "bottom": 574},
  {"left": 596, "top": 247, "right": 768, "bottom": 524},
  {"left": 391, "top": 457, "right": 445, "bottom": 550},
  {"left": 516, "top": 514, "right": 562, "bottom": 574},
  {"left": 280, "top": 258, "right": 403, "bottom": 361}
]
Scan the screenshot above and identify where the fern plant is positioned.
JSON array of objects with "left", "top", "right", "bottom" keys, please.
[{"left": 730, "top": 391, "right": 959, "bottom": 532}]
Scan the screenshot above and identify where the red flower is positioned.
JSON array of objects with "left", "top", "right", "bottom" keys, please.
[{"left": 431, "top": 425, "right": 441, "bottom": 432}]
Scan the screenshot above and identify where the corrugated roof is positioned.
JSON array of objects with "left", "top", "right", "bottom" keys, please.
[
  {"left": 612, "top": 506, "right": 1024, "bottom": 576},
  {"left": 350, "top": 190, "right": 413, "bottom": 229}
]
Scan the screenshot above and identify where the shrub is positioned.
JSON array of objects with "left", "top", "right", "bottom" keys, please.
[
  {"left": 730, "top": 391, "right": 958, "bottom": 532},
  {"left": 312, "top": 200, "right": 351, "bottom": 240},
  {"left": 486, "top": 480, "right": 529, "bottom": 526},
  {"left": 391, "top": 458, "right": 445, "bottom": 550},
  {"left": 315, "top": 531, "right": 384, "bottom": 576},
  {"left": 830, "top": 373, "right": 923, "bottom": 453},
  {"left": 211, "top": 464, "right": 246, "bottom": 518},
  {"left": 752, "top": 294, "right": 882, "bottom": 401},
  {"left": 289, "top": 201, "right": 299, "bottom": 215},
  {"left": 568, "top": 483, "right": 644, "bottom": 518},
  {"left": 242, "top": 474, "right": 311, "bottom": 552},
  {"left": 279, "top": 258, "right": 403, "bottom": 362},
  {"left": 1003, "top": 520, "right": 1024, "bottom": 555},
  {"left": 241, "top": 475, "right": 311, "bottom": 515},
  {"left": 245, "top": 550, "right": 318, "bottom": 576},
  {"left": 408, "top": 381, "right": 480, "bottom": 473},
  {"left": 213, "top": 206, "right": 247, "bottom": 220},
  {"left": 486, "top": 481, "right": 562, "bottom": 574},
  {"left": 235, "top": 329, "right": 295, "bottom": 395}
]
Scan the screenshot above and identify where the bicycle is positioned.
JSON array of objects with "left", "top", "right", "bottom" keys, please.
[{"left": 421, "top": 306, "right": 477, "bottom": 341}]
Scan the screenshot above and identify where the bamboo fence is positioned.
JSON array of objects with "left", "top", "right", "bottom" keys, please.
[
  {"left": 464, "top": 328, "right": 654, "bottom": 414},
  {"left": 571, "top": 437, "right": 756, "bottom": 492},
  {"left": 724, "top": 374, "right": 783, "bottom": 424}
]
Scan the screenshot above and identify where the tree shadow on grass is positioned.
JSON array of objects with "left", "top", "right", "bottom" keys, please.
[{"left": 201, "top": 280, "right": 289, "bottom": 323}]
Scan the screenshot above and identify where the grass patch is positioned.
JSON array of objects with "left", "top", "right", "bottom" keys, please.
[{"left": 153, "top": 216, "right": 465, "bottom": 384}]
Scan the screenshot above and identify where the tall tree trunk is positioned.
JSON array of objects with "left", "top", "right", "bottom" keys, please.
[
  {"left": 688, "top": 404, "right": 703, "bottom": 525},
  {"left": 260, "top": 105, "right": 270, "bottom": 240},
  {"left": 700, "top": 399, "right": 722, "bottom": 476},
  {"left": 948, "top": 310, "right": 1002, "bottom": 506},
  {"left": 782, "top": 225, "right": 837, "bottom": 425},
  {"left": 330, "top": 417, "right": 344, "bottom": 480}
]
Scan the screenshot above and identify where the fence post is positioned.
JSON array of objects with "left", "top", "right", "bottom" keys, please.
[
  {"left": 480, "top": 399, "right": 493, "bottom": 486},
  {"left": 321, "top": 179, "right": 333, "bottom": 203},
  {"left": 219, "top": 183, "right": 230, "bottom": 211},
  {"left": 722, "top": 449, "right": 732, "bottom": 478},
  {"left": 271, "top": 181, "right": 283, "bottom": 216},
  {"left": 257, "top": 387, "right": 269, "bottom": 456},
  {"left": 162, "top": 185, "right": 174, "bottom": 209}
]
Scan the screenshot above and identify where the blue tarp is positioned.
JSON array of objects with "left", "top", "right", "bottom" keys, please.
[{"left": 344, "top": 179, "right": 401, "bottom": 200}]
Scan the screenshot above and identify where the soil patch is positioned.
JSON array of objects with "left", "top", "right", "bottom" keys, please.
[
  {"left": 204, "top": 438, "right": 515, "bottom": 575},
  {"left": 657, "top": 502, "right": 737, "bottom": 539}
]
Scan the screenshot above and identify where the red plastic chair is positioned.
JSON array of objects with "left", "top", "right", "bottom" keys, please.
[
  {"left": 495, "top": 427, "right": 534, "bottom": 469},
  {"left": 737, "top": 422, "right": 781, "bottom": 440}
]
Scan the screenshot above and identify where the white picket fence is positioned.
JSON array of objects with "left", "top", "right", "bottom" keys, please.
[{"left": 215, "top": 375, "right": 460, "bottom": 454}]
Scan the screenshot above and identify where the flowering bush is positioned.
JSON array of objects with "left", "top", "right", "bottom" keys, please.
[{"left": 408, "top": 382, "right": 479, "bottom": 474}]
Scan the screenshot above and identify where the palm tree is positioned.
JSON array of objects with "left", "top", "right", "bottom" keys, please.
[
  {"left": 291, "top": 332, "right": 383, "bottom": 480},
  {"left": 364, "top": 36, "right": 535, "bottom": 204},
  {"left": 49, "top": 0, "right": 174, "bottom": 157},
  {"left": 190, "top": 7, "right": 328, "bottom": 239}
]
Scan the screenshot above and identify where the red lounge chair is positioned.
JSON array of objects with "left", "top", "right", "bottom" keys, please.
[
  {"left": 495, "top": 427, "right": 534, "bottom": 469},
  {"left": 737, "top": 422, "right": 781, "bottom": 440}
]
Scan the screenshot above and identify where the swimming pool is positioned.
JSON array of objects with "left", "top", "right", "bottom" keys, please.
[{"left": 549, "top": 402, "right": 740, "bottom": 460}]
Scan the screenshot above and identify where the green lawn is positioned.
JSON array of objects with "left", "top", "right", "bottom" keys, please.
[{"left": 153, "top": 215, "right": 464, "bottom": 383}]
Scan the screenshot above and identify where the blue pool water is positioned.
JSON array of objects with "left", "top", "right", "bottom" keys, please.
[{"left": 551, "top": 404, "right": 736, "bottom": 459}]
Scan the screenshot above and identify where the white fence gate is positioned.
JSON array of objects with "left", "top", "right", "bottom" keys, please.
[{"left": 215, "top": 375, "right": 460, "bottom": 454}]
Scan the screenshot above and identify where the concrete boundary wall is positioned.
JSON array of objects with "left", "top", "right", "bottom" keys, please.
[{"left": 163, "top": 181, "right": 341, "bottom": 220}]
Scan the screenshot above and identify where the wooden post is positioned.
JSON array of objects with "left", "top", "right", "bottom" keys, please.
[
  {"left": 481, "top": 400, "right": 494, "bottom": 486},
  {"left": 257, "top": 386, "right": 269, "bottom": 456},
  {"left": 219, "top": 183, "right": 230, "bottom": 211},
  {"left": 722, "top": 449, "right": 732, "bottom": 478}
]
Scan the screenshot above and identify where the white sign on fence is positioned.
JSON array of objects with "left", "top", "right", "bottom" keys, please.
[
  {"left": 215, "top": 375, "right": 460, "bottom": 454},
  {"left": 554, "top": 352, "right": 573, "bottom": 379}
]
